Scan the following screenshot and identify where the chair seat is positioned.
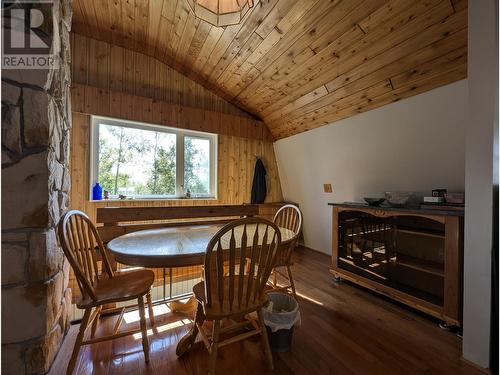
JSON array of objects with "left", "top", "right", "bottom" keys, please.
[
  {"left": 77, "top": 269, "right": 154, "bottom": 308},
  {"left": 193, "top": 277, "right": 269, "bottom": 319}
]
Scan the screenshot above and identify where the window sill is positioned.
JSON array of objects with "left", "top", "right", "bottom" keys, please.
[{"left": 88, "top": 197, "right": 218, "bottom": 203}]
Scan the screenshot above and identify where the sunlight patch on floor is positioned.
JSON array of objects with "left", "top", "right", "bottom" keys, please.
[
  {"left": 295, "top": 291, "right": 324, "bottom": 306},
  {"left": 123, "top": 303, "right": 171, "bottom": 324},
  {"left": 133, "top": 319, "right": 192, "bottom": 339}
]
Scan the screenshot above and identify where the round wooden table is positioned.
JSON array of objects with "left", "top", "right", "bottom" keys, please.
[
  {"left": 107, "top": 222, "right": 295, "bottom": 357},
  {"left": 107, "top": 223, "right": 295, "bottom": 269}
]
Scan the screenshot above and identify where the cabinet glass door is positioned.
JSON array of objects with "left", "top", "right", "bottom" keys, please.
[{"left": 337, "top": 211, "right": 445, "bottom": 306}]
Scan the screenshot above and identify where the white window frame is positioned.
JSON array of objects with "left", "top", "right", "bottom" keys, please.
[{"left": 90, "top": 116, "right": 218, "bottom": 200}]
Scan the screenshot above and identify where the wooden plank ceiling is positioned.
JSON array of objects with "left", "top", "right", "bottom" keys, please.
[{"left": 72, "top": 0, "right": 467, "bottom": 139}]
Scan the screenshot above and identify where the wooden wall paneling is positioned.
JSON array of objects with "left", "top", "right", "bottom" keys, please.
[
  {"left": 84, "top": 85, "right": 110, "bottom": 116},
  {"left": 116, "top": 91, "right": 131, "bottom": 120},
  {"left": 72, "top": 32, "right": 88, "bottom": 84},
  {"left": 217, "top": 135, "right": 228, "bottom": 202},
  {"left": 69, "top": 115, "right": 283, "bottom": 224},
  {"left": 123, "top": 47, "right": 136, "bottom": 94},
  {"left": 157, "top": 62, "right": 169, "bottom": 101},
  {"left": 168, "top": 103, "right": 181, "bottom": 128},
  {"left": 87, "top": 38, "right": 110, "bottom": 89},
  {"left": 179, "top": 106, "right": 191, "bottom": 131},
  {"left": 172, "top": 68, "right": 183, "bottom": 107},
  {"left": 70, "top": 33, "right": 254, "bottom": 118},
  {"left": 225, "top": 136, "right": 235, "bottom": 204},
  {"left": 132, "top": 95, "right": 153, "bottom": 124},
  {"left": 151, "top": 99, "right": 162, "bottom": 126},
  {"left": 205, "top": 110, "right": 220, "bottom": 135},
  {"left": 70, "top": 113, "right": 91, "bottom": 210},
  {"left": 109, "top": 44, "right": 124, "bottom": 92},
  {"left": 134, "top": 53, "right": 150, "bottom": 97},
  {"left": 233, "top": 136, "right": 242, "bottom": 204},
  {"left": 109, "top": 90, "right": 122, "bottom": 119},
  {"left": 239, "top": 137, "right": 249, "bottom": 203},
  {"left": 71, "top": 83, "right": 85, "bottom": 113},
  {"left": 74, "top": 82, "right": 270, "bottom": 142}
]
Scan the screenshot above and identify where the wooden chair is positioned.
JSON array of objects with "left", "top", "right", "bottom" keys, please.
[
  {"left": 177, "top": 217, "right": 282, "bottom": 374},
  {"left": 270, "top": 204, "right": 302, "bottom": 298},
  {"left": 57, "top": 210, "right": 156, "bottom": 375}
]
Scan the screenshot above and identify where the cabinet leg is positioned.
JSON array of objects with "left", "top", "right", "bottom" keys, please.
[
  {"left": 333, "top": 275, "right": 343, "bottom": 283},
  {"left": 439, "top": 321, "right": 451, "bottom": 330},
  {"left": 438, "top": 321, "right": 456, "bottom": 331}
]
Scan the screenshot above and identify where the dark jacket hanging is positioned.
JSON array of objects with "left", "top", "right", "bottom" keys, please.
[{"left": 251, "top": 158, "right": 267, "bottom": 204}]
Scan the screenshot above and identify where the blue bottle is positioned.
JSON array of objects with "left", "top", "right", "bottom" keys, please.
[{"left": 92, "top": 182, "right": 103, "bottom": 200}]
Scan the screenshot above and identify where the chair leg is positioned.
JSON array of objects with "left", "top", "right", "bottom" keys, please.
[
  {"left": 138, "top": 296, "right": 150, "bottom": 363},
  {"left": 273, "top": 269, "right": 277, "bottom": 288},
  {"left": 257, "top": 309, "right": 274, "bottom": 371},
  {"left": 208, "top": 319, "right": 221, "bottom": 375},
  {"left": 67, "top": 308, "right": 92, "bottom": 375},
  {"left": 286, "top": 265, "right": 297, "bottom": 299},
  {"left": 146, "top": 291, "right": 156, "bottom": 330},
  {"left": 91, "top": 306, "right": 101, "bottom": 338},
  {"left": 176, "top": 302, "right": 205, "bottom": 356}
]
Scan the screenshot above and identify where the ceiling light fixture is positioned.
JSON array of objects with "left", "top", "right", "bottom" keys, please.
[{"left": 186, "top": 0, "right": 257, "bottom": 27}]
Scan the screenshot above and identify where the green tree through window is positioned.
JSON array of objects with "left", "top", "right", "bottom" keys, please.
[{"left": 95, "top": 120, "right": 214, "bottom": 198}]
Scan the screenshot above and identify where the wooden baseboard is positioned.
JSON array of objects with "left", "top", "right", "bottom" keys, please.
[{"left": 460, "top": 356, "right": 491, "bottom": 374}]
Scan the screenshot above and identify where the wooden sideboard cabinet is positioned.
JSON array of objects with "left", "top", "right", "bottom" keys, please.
[{"left": 329, "top": 203, "right": 464, "bottom": 326}]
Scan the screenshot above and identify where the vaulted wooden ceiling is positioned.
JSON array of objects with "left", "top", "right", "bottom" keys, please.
[{"left": 72, "top": 0, "right": 467, "bottom": 139}]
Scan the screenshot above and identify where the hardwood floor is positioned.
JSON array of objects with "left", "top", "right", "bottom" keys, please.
[{"left": 51, "top": 247, "right": 483, "bottom": 375}]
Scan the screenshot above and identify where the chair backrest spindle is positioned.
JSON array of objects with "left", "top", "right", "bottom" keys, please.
[
  {"left": 204, "top": 218, "right": 281, "bottom": 313},
  {"left": 58, "top": 210, "right": 115, "bottom": 302},
  {"left": 273, "top": 204, "right": 302, "bottom": 265}
]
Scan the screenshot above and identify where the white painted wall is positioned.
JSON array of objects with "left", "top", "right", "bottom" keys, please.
[
  {"left": 462, "top": 0, "right": 497, "bottom": 368},
  {"left": 274, "top": 80, "right": 468, "bottom": 255}
]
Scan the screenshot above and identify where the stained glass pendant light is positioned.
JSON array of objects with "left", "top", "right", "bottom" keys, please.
[{"left": 186, "top": 0, "right": 256, "bottom": 27}]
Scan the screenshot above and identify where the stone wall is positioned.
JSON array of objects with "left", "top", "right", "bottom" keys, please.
[{"left": 1, "top": 1, "right": 72, "bottom": 374}]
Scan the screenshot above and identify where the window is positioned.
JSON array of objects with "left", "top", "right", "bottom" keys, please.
[{"left": 90, "top": 116, "right": 217, "bottom": 199}]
